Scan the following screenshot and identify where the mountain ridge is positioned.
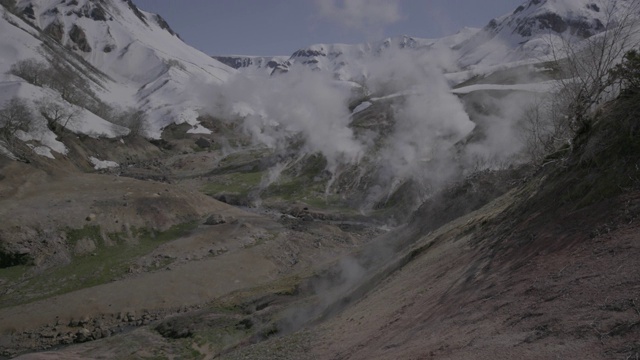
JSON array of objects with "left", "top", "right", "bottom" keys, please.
[{"left": 216, "top": 0, "right": 636, "bottom": 80}]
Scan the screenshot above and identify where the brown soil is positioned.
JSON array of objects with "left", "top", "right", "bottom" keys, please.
[
  {"left": 316, "top": 195, "right": 640, "bottom": 359},
  {"left": 210, "top": 188, "right": 640, "bottom": 360},
  {"left": 19, "top": 186, "right": 639, "bottom": 360},
  {"left": 0, "top": 153, "right": 379, "bottom": 357}
]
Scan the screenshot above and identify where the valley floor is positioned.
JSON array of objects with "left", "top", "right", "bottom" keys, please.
[{"left": 0, "top": 117, "right": 639, "bottom": 359}]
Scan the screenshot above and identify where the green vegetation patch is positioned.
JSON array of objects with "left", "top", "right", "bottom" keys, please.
[
  {"left": 262, "top": 176, "right": 340, "bottom": 208},
  {"left": 0, "top": 264, "right": 28, "bottom": 283},
  {"left": 0, "top": 221, "right": 198, "bottom": 308},
  {"left": 202, "top": 171, "right": 264, "bottom": 197}
]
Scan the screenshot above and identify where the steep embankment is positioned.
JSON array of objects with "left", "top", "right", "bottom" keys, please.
[{"left": 214, "top": 92, "right": 640, "bottom": 359}]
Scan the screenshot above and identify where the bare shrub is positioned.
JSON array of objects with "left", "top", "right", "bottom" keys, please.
[
  {"left": 9, "top": 59, "right": 48, "bottom": 86},
  {"left": 111, "top": 108, "right": 149, "bottom": 137},
  {"left": 10, "top": 58, "right": 98, "bottom": 109},
  {"left": 551, "top": 0, "right": 640, "bottom": 133},
  {"left": 520, "top": 1, "right": 640, "bottom": 163},
  {"left": 0, "top": 97, "right": 33, "bottom": 142},
  {"left": 518, "top": 93, "right": 575, "bottom": 163},
  {"left": 35, "top": 98, "right": 79, "bottom": 132},
  {"left": 165, "top": 59, "right": 186, "bottom": 71},
  {"left": 45, "top": 61, "right": 94, "bottom": 105}
]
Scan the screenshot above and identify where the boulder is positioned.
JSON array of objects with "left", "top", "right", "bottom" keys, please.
[
  {"left": 69, "top": 25, "right": 92, "bottom": 52},
  {"left": 195, "top": 137, "right": 212, "bottom": 149},
  {"left": 75, "top": 328, "right": 92, "bottom": 343},
  {"left": 204, "top": 214, "right": 226, "bottom": 226}
]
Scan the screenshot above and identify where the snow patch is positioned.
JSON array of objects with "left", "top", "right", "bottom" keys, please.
[
  {"left": 352, "top": 101, "right": 372, "bottom": 114},
  {"left": 0, "top": 141, "right": 17, "bottom": 160},
  {"left": 186, "top": 124, "right": 212, "bottom": 134},
  {"left": 89, "top": 156, "right": 119, "bottom": 170},
  {"left": 16, "top": 129, "right": 68, "bottom": 155},
  {"left": 451, "top": 81, "right": 558, "bottom": 95},
  {"left": 30, "top": 145, "right": 55, "bottom": 159}
]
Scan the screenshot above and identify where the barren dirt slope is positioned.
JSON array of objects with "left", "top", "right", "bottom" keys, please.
[{"left": 209, "top": 186, "right": 639, "bottom": 360}]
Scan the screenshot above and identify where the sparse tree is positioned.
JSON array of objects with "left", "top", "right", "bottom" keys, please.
[
  {"left": 521, "top": 0, "right": 640, "bottom": 163},
  {"left": 9, "top": 59, "right": 48, "bottom": 86},
  {"left": 112, "top": 107, "right": 149, "bottom": 137},
  {"left": 551, "top": 0, "right": 640, "bottom": 134},
  {"left": 36, "top": 98, "right": 79, "bottom": 132},
  {"left": 0, "top": 97, "right": 33, "bottom": 142},
  {"left": 10, "top": 58, "right": 96, "bottom": 107},
  {"left": 610, "top": 48, "right": 640, "bottom": 94},
  {"left": 90, "top": 101, "right": 114, "bottom": 121},
  {"left": 126, "top": 109, "right": 149, "bottom": 137},
  {"left": 165, "top": 59, "right": 186, "bottom": 71},
  {"left": 0, "top": 0, "right": 16, "bottom": 12},
  {"left": 44, "top": 62, "right": 84, "bottom": 104},
  {"left": 518, "top": 94, "right": 574, "bottom": 163}
]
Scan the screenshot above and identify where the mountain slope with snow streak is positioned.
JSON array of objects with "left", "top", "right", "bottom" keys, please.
[{"left": 2, "top": 0, "right": 236, "bottom": 139}]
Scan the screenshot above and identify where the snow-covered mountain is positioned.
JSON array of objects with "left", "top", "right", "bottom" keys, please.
[
  {"left": 456, "top": 0, "right": 637, "bottom": 68},
  {"left": 229, "top": 30, "right": 479, "bottom": 82},
  {"left": 0, "top": 0, "right": 235, "bottom": 142},
  {"left": 221, "top": 0, "right": 636, "bottom": 84},
  {"left": 1, "top": 0, "right": 637, "bottom": 162}
]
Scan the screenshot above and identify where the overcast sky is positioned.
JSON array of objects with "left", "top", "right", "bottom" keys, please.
[{"left": 132, "top": 0, "right": 521, "bottom": 56}]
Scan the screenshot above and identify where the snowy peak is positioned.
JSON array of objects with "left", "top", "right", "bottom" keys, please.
[
  {"left": 487, "top": 0, "right": 614, "bottom": 40},
  {"left": 455, "top": 0, "right": 637, "bottom": 68},
  {"left": 120, "top": 0, "right": 179, "bottom": 37},
  {"left": 16, "top": 0, "right": 177, "bottom": 35},
  {"left": 260, "top": 0, "right": 638, "bottom": 77},
  {"left": 14, "top": 0, "right": 181, "bottom": 57}
]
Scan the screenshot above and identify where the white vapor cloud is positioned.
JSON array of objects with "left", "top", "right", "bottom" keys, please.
[
  {"left": 356, "top": 49, "right": 475, "bottom": 208},
  {"left": 205, "top": 65, "right": 364, "bottom": 170},
  {"left": 315, "top": 0, "right": 402, "bottom": 34}
]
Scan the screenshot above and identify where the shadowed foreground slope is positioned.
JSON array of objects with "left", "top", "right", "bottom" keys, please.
[{"left": 215, "top": 87, "right": 640, "bottom": 359}]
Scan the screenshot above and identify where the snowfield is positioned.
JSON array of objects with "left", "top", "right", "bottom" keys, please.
[{"left": 451, "top": 81, "right": 559, "bottom": 94}]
